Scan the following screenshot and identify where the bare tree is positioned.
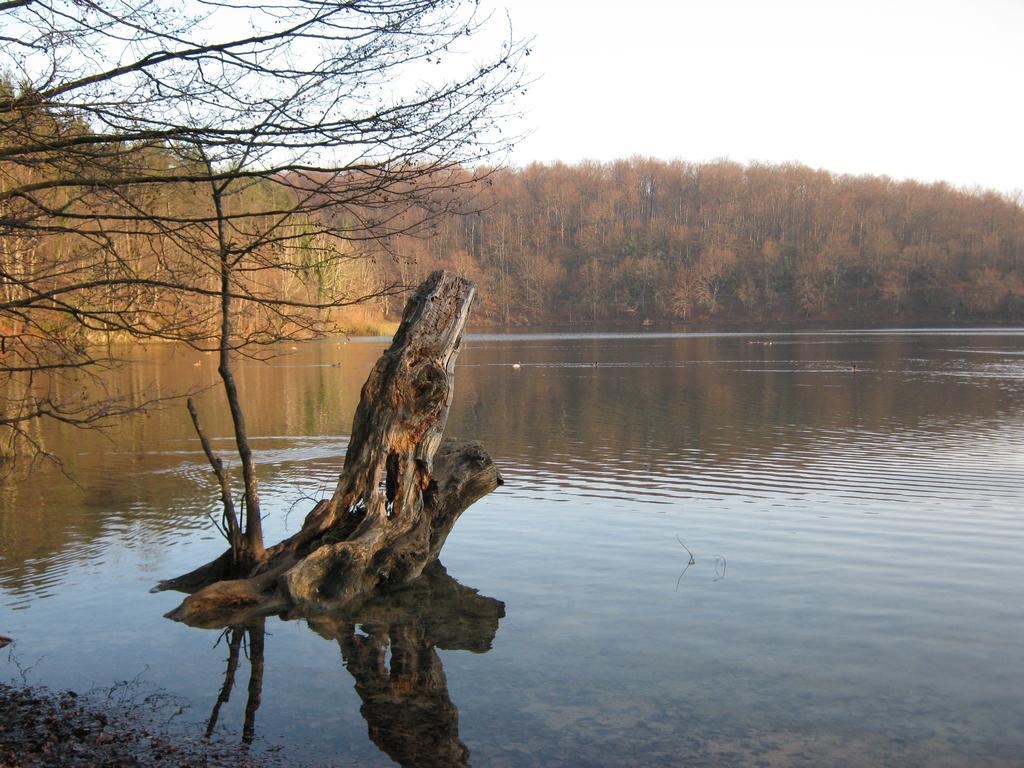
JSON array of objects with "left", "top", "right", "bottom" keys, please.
[{"left": 1, "top": 0, "right": 526, "bottom": 559}]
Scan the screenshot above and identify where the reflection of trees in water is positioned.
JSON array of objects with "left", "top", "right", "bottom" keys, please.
[
  {"left": 458, "top": 336, "right": 1024, "bottom": 482},
  {"left": 0, "top": 342, "right": 378, "bottom": 598},
  {"left": 204, "top": 621, "right": 265, "bottom": 745},
  {"left": 206, "top": 562, "right": 503, "bottom": 767},
  {"left": 4, "top": 335, "right": 1022, "bottom": 595}
]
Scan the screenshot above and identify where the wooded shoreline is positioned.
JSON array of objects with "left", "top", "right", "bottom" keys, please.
[{"left": 379, "top": 159, "right": 1024, "bottom": 327}]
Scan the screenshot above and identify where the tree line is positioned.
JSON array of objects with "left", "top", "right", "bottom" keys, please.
[{"left": 381, "top": 159, "right": 1024, "bottom": 324}]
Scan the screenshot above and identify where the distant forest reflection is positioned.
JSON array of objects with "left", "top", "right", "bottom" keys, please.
[
  {"left": 1, "top": 332, "right": 1022, "bottom": 598},
  {"left": 2, "top": 331, "right": 1023, "bottom": 767}
]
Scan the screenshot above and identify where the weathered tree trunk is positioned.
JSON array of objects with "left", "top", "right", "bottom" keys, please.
[{"left": 156, "top": 270, "right": 501, "bottom": 627}]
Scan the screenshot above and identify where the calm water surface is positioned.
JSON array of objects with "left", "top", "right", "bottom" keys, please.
[{"left": 1, "top": 330, "right": 1023, "bottom": 767}]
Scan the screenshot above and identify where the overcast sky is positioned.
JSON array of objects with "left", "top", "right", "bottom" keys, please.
[{"left": 493, "top": 0, "right": 1023, "bottom": 193}]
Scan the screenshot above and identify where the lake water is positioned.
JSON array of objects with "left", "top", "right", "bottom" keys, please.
[{"left": 1, "top": 330, "right": 1023, "bottom": 767}]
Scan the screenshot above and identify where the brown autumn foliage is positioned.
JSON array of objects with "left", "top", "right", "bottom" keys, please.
[
  {"left": 1, "top": 0, "right": 528, "bottom": 460},
  {"left": 377, "top": 158, "right": 1024, "bottom": 324}
]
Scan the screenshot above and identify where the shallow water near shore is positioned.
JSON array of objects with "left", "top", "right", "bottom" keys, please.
[{"left": 2, "top": 329, "right": 1023, "bottom": 766}]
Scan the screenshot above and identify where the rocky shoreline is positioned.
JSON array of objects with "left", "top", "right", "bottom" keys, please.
[{"left": 0, "top": 683, "right": 273, "bottom": 768}]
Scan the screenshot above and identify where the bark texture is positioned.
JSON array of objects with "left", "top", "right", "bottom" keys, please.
[{"left": 156, "top": 271, "right": 501, "bottom": 627}]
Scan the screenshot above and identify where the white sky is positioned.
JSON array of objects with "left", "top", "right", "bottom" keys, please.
[{"left": 493, "top": 0, "right": 1023, "bottom": 193}]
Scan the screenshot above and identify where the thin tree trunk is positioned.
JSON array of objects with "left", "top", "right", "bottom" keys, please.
[{"left": 210, "top": 175, "right": 263, "bottom": 562}]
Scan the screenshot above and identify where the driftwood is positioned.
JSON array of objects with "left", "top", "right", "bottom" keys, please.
[{"left": 156, "top": 271, "right": 501, "bottom": 627}]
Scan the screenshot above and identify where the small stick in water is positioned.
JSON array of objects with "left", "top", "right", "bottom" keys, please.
[{"left": 675, "top": 535, "right": 696, "bottom": 565}]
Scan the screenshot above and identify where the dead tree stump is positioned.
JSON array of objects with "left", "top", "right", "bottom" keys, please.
[{"left": 156, "top": 271, "right": 501, "bottom": 627}]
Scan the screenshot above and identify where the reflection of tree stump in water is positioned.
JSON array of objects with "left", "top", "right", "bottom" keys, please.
[
  {"left": 309, "top": 561, "right": 504, "bottom": 768},
  {"left": 200, "top": 563, "right": 502, "bottom": 766},
  {"left": 341, "top": 623, "right": 467, "bottom": 768}
]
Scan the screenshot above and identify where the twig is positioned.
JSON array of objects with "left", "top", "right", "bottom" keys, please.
[
  {"left": 675, "top": 535, "right": 696, "bottom": 565},
  {"left": 187, "top": 398, "right": 242, "bottom": 559},
  {"left": 285, "top": 484, "right": 326, "bottom": 526},
  {"left": 7, "top": 646, "right": 43, "bottom": 686},
  {"left": 675, "top": 561, "right": 692, "bottom": 591},
  {"left": 674, "top": 535, "right": 697, "bottom": 591},
  {"left": 713, "top": 555, "right": 727, "bottom": 582}
]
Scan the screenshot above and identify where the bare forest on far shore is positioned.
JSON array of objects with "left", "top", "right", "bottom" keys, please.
[
  {"left": 385, "top": 159, "right": 1024, "bottom": 326},
  {"left": 5, "top": 140, "right": 1023, "bottom": 336}
]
